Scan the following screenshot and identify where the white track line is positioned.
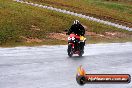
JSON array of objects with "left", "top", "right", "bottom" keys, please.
[{"left": 14, "top": 0, "right": 132, "bottom": 31}]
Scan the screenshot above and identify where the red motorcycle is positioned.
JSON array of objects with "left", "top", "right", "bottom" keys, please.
[{"left": 67, "top": 33, "right": 86, "bottom": 57}]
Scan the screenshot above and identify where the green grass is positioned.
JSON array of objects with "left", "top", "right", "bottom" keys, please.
[
  {"left": 85, "top": 0, "right": 132, "bottom": 15},
  {"left": 27, "top": 0, "right": 132, "bottom": 25},
  {"left": 0, "top": 0, "right": 132, "bottom": 47}
]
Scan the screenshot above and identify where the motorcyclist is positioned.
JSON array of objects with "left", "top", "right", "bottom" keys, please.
[
  {"left": 68, "top": 20, "right": 85, "bottom": 52},
  {"left": 68, "top": 20, "right": 85, "bottom": 36}
]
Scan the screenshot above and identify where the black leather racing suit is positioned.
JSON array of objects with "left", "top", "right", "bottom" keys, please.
[
  {"left": 68, "top": 23, "right": 85, "bottom": 36},
  {"left": 68, "top": 23, "right": 85, "bottom": 51}
]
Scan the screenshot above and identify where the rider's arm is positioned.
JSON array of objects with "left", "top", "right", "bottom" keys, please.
[
  {"left": 68, "top": 25, "right": 74, "bottom": 35},
  {"left": 80, "top": 24, "right": 85, "bottom": 36}
]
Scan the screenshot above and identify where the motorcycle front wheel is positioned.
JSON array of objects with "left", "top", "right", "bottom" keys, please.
[{"left": 67, "top": 44, "right": 73, "bottom": 57}]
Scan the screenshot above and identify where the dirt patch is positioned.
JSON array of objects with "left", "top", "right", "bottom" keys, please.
[
  {"left": 48, "top": 32, "right": 68, "bottom": 41},
  {"left": 104, "top": 32, "right": 131, "bottom": 38},
  {"left": 48, "top": 31, "right": 101, "bottom": 40},
  {"left": 48, "top": 31, "right": 132, "bottom": 40},
  {"left": 20, "top": 36, "right": 43, "bottom": 43},
  {"left": 85, "top": 31, "right": 97, "bottom": 36}
]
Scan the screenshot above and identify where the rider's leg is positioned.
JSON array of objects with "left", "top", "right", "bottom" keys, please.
[{"left": 80, "top": 42, "right": 84, "bottom": 51}]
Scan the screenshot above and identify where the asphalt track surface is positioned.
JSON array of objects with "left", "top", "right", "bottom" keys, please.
[{"left": 0, "top": 43, "right": 132, "bottom": 88}]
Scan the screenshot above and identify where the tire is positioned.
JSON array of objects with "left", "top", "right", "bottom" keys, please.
[
  {"left": 79, "top": 51, "right": 83, "bottom": 57},
  {"left": 79, "top": 42, "right": 84, "bottom": 57},
  {"left": 67, "top": 44, "right": 73, "bottom": 57},
  {"left": 79, "top": 50, "right": 84, "bottom": 57}
]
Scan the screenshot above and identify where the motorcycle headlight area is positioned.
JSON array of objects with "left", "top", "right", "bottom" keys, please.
[
  {"left": 72, "top": 37, "right": 75, "bottom": 40},
  {"left": 68, "top": 37, "right": 75, "bottom": 40},
  {"left": 68, "top": 37, "right": 71, "bottom": 40}
]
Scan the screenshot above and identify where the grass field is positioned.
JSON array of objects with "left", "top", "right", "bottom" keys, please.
[
  {"left": 26, "top": 0, "right": 132, "bottom": 27},
  {"left": 0, "top": 0, "right": 132, "bottom": 47}
]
